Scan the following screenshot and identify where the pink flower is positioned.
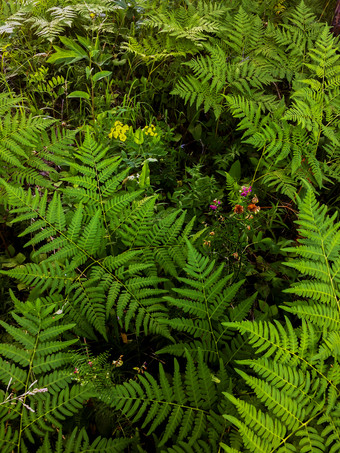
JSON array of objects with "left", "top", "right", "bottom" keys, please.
[
  {"left": 240, "top": 185, "right": 252, "bottom": 197},
  {"left": 88, "top": 361, "right": 93, "bottom": 367},
  {"left": 210, "top": 199, "right": 221, "bottom": 210}
]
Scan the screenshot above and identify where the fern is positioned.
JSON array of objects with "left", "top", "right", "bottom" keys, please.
[
  {"left": 36, "top": 426, "right": 133, "bottom": 452},
  {"left": 220, "top": 7, "right": 256, "bottom": 55},
  {"left": 0, "top": 0, "right": 33, "bottom": 36},
  {"left": 101, "top": 349, "right": 229, "bottom": 450},
  {"left": 172, "top": 42, "right": 276, "bottom": 118},
  {"left": 0, "top": 92, "right": 57, "bottom": 188},
  {"left": 171, "top": 6, "right": 277, "bottom": 118},
  {"left": 170, "top": 3, "right": 340, "bottom": 194},
  {"left": 282, "top": 188, "right": 340, "bottom": 326},
  {"left": 122, "top": 35, "right": 189, "bottom": 64},
  {"left": 27, "top": 6, "right": 76, "bottom": 42},
  {"left": 221, "top": 188, "right": 340, "bottom": 452},
  {"left": 0, "top": 296, "right": 93, "bottom": 453},
  {"left": 145, "top": 1, "right": 229, "bottom": 46},
  {"left": 157, "top": 241, "right": 256, "bottom": 363},
  {"left": 0, "top": 131, "right": 199, "bottom": 340}
]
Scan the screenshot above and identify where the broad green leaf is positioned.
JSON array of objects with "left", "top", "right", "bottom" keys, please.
[
  {"left": 92, "top": 71, "right": 112, "bottom": 83},
  {"left": 67, "top": 91, "right": 90, "bottom": 100}
]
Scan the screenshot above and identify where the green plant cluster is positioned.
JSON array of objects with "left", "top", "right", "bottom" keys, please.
[{"left": 0, "top": 0, "right": 340, "bottom": 451}]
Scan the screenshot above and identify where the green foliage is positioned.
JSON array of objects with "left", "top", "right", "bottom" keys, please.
[
  {"left": 0, "top": 0, "right": 130, "bottom": 42},
  {"left": 169, "top": 2, "right": 340, "bottom": 197},
  {"left": 158, "top": 241, "right": 256, "bottom": 363},
  {"left": 36, "top": 426, "right": 133, "bottom": 452},
  {"left": 102, "top": 349, "right": 229, "bottom": 449},
  {"left": 0, "top": 130, "right": 199, "bottom": 342},
  {"left": 171, "top": 7, "right": 278, "bottom": 118},
  {"left": 0, "top": 92, "right": 56, "bottom": 186},
  {"left": 282, "top": 188, "right": 340, "bottom": 328},
  {"left": 0, "top": 296, "right": 93, "bottom": 453},
  {"left": 1, "top": 0, "right": 340, "bottom": 450},
  {"left": 124, "top": 0, "right": 231, "bottom": 64},
  {"left": 222, "top": 188, "right": 340, "bottom": 452}
]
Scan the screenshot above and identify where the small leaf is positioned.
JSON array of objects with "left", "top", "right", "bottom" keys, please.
[
  {"left": 92, "top": 71, "right": 112, "bottom": 83},
  {"left": 113, "top": 59, "right": 126, "bottom": 66},
  {"left": 68, "top": 91, "right": 90, "bottom": 100},
  {"left": 229, "top": 160, "right": 241, "bottom": 181},
  {"left": 133, "top": 129, "right": 144, "bottom": 145},
  {"left": 139, "top": 160, "right": 150, "bottom": 188}
]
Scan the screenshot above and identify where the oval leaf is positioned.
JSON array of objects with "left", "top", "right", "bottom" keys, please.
[
  {"left": 67, "top": 91, "right": 90, "bottom": 100},
  {"left": 92, "top": 71, "right": 112, "bottom": 83}
]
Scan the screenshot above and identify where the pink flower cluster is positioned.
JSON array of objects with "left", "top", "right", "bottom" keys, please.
[
  {"left": 240, "top": 185, "right": 252, "bottom": 197},
  {"left": 209, "top": 199, "right": 221, "bottom": 210}
]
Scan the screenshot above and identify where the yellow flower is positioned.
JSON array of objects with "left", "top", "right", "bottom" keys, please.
[
  {"left": 109, "top": 121, "right": 130, "bottom": 140},
  {"left": 90, "top": 13, "right": 96, "bottom": 19},
  {"left": 143, "top": 124, "right": 158, "bottom": 136}
]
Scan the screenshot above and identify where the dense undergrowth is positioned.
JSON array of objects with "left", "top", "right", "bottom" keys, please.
[{"left": 0, "top": 0, "right": 340, "bottom": 452}]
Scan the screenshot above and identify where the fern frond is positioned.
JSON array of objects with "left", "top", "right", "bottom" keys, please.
[
  {"left": 0, "top": 94, "right": 58, "bottom": 187},
  {"left": 282, "top": 188, "right": 340, "bottom": 319},
  {"left": 36, "top": 426, "right": 133, "bottom": 453},
  {"left": 1, "top": 132, "right": 184, "bottom": 339},
  {"left": 102, "top": 350, "right": 226, "bottom": 449},
  {"left": 0, "top": 298, "right": 93, "bottom": 451},
  {"left": 222, "top": 189, "right": 340, "bottom": 451},
  {"left": 160, "top": 241, "right": 253, "bottom": 363},
  {"left": 28, "top": 6, "right": 75, "bottom": 43}
]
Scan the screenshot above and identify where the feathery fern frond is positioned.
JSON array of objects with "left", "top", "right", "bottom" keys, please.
[
  {"left": 0, "top": 92, "right": 25, "bottom": 115},
  {"left": 221, "top": 7, "right": 255, "bottom": 55},
  {"left": 221, "top": 189, "right": 340, "bottom": 451},
  {"left": 222, "top": 316, "right": 339, "bottom": 451},
  {"left": 102, "top": 350, "right": 228, "bottom": 449},
  {"left": 145, "top": 0, "right": 229, "bottom": 46},
  {"left": 0, "top": 297, "right": 93, "bottom": 453},
  {"left": 27, "top": 6, "right": 76, "bottom": 42},
  {"left": 282, "top": 188, "right": 340, "bottom": 325},
  {"left": 123, "top": 35, "right": 190, "bottom": 63},
  {"left": 36, "top": 426, "right": 133, "bottom": 453},
  {"left": 0, "top": 0, "right": 32, "bottom": 35},
  {"left": 0, "top": 93, "right": 57, "bottom": 187},
  {"left": 172, "top": 39, "right": 276, "bottom": 118},
  {"left": 157, "top": 241, "right": 255, "bottom": 363},
  {"left": 1, "top": 131, "right": 195, "bottom": 340}
]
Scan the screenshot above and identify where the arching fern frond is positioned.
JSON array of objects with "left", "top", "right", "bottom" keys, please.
[
  {"left": 1, "top": 132, "right": 195, "bottom": 340},
  {"left": 145, "top": 0, "right": 229, "bottom": 45},
  {"left": 221, "top": 189, "right": 340, "bottom": 451},
  {"left": 282, "top": 187, "right": 340, "bottom": 325},
  {"left": 157, "top": 241, "right": 255, "bottom": 363},
  {"left": 172, "top": 41, "right": 276, "bottom": 118},
  {"left": 0, "top": 92, "right": 57, "bottom": 188},
  {"left": 0, "top": 297, "right": 93, "bottom": 453},
  {"left": 123, "top": 35, "right": 189, "bottom": 63},
  {"left": 102, "top": 350, "right": 228, "bottom": 450},
  {"left": 36, "top": 426, "right": 133, "bottom": 453},
  {"left": 27, "top": 6, "right": 76, "bottom": 42}
]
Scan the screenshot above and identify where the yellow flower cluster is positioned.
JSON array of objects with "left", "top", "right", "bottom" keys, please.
[
  {"left": 143, "top": 124, "right": 157, "bottom": 137},
  {"left": 108, "top": 121, "right": 129, "bottom": 142}
]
